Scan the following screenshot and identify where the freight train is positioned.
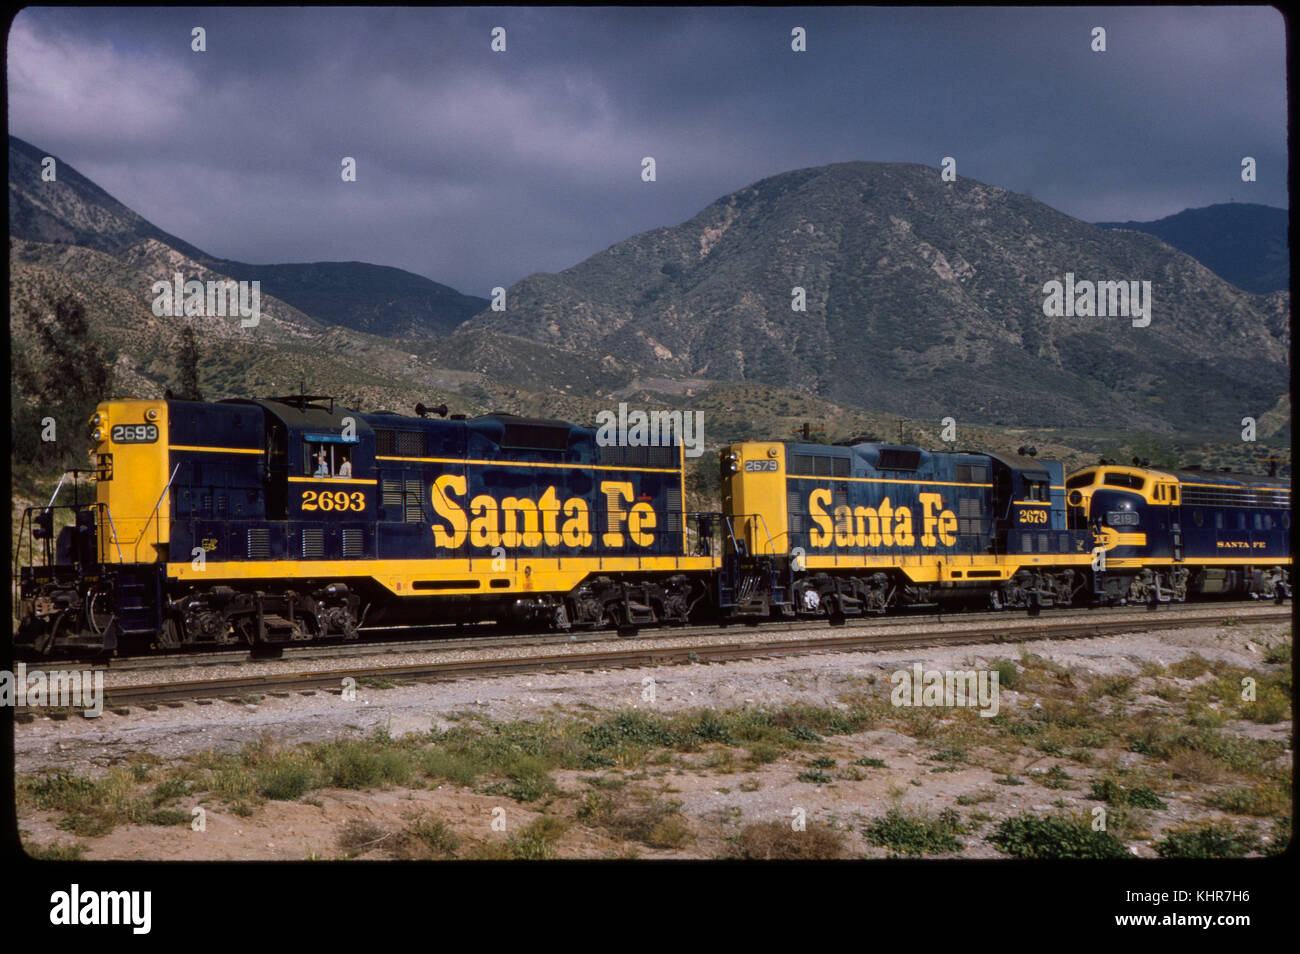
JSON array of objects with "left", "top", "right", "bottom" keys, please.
[{"left": 13, "top": 395, "right": 1291, "bottom": 656}]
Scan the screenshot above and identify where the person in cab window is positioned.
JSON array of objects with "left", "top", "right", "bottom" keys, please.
[
  {"left": 313, "top": 449, "right": 330, "bottom": 477},
  {"left": 337, "top": 454, "right": 352, "bottom": 478}
]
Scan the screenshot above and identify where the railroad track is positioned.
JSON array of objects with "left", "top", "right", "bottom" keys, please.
[
  {"left": 41, "top": 600, "right": 1292, "bottom": 674},
  {"left": 95, "top": 605, "right": 1290, "bottom": 708}
]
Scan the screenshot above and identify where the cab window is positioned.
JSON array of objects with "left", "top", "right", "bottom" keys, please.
[{"left": 306, "top": 443, "right": 335, "bottom": 477}]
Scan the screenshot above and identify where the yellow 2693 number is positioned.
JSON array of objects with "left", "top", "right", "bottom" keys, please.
[{"left": 302, "top": 490, "right": 366, "bottom": 512}]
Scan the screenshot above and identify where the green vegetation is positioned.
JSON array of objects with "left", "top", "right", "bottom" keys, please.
[
  {"left": 577, "top": 788, "right": 694, "bottom": 849},
  {"left": 989, "top": 813, "right": 1128, "bottom": 860},
  {"left": 11, "top": 293, "right": 111, "bottom": 498},
  {"left": 1205, "top": 783, "right": 1290, "bottom": 817},
  {"left": 24, "top": 840, "right": 88, "bottom": 861},
  {"left": 864, "top": 807, "right": 966, "bottom": 855},
  {"left": 1154, "top": 822, "right": 1259, "bottom": 859},
  {"left": 1089, "top": 776, "right": 1167, "bottom": 810}
]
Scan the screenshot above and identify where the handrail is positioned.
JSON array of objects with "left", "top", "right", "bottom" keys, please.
[
  {"left": 721, "top": 515, "right": 742, "bottom": 556},
  {"left": 100, "top": 503, "right": 125, "bottom": 564},
  {"left": 132, "top": 463, "right": 181, "bottom": 561},
  {"left": 750, "top": 512, "right": 779, "bottom": 556},
  {"left": 45, "top": 471, "right": 69, "bottom": 510}
]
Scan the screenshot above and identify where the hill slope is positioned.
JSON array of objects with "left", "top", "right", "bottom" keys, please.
[
  {"left": 8, "top": 135, "right": 486, "bottom": 337},
  {"left": 1097, "top": 203, "right": 1288, "bottom": 295},
  {"left": 464, "top": 162, "right": 1288, "bottom": 432}
]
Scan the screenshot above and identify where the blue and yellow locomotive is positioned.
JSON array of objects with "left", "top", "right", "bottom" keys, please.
[
  {"left": 1066, "top": 461, "right": 1291, "bottom": 603},
  {"left": 14, "top": 396, "right": 1292, "bottom": 656},
  {"left": 716, "top": 438, "right": 1095, "bottom": 619},
  {"left": 15, "top": 395, "right": 712, "bottom": 654}
]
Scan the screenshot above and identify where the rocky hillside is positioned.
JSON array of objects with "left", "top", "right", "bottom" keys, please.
[
  {"left": 464, "top": 162, "right": 1288, "bottom": 433},
  {"left": 8, "top": 135, "right": 486, "bottom": 339}
]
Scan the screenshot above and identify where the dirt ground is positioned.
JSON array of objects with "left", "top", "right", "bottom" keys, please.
[{"left": 15, "top": 617, "right": 1293, "bottom": 860}]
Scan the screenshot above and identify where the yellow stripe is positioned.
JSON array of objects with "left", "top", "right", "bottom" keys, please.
[
  {"left": 375, "top": 455, "right": 680, "bottom": 474},
  {"left": 172, "top": 445, "right": 264, "bottom": 455},
  {"left": 1106, "top": 557, "right": 1292, "bottom": 567},
  {"left": 1183, "top": 482, "right": 1290, "bottom": 492},
  {"left": 288, "top": 476, "right": 378, "bottom": 485},
  {"left": 167, "top": 555, "right": 718, "bottom": 596},
  {"left": 794, "top": 476, "right": 992, "bottom": 488}
]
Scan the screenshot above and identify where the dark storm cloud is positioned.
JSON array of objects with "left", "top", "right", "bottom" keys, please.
[{"left": 8, "top": 6, "right": 1287, "bottom": 296}]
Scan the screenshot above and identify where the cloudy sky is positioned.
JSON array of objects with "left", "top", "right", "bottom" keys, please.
[{"left": 8, "top": 6, "right": 1288, "bottom": 296}]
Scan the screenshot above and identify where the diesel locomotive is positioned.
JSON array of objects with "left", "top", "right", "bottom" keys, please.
[
  {"left": 15, "top": 394, "right": 713, "bottom": 655},
  {"left": 1065, "top": 461, "right": 1292, "bottom": 603},
  {"left": 12, "top": 394, "right": 1292, "bottom": 656}
]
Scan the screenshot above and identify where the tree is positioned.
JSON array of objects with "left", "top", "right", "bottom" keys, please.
[
  {"left": 11, "top": 294, "right": 113, "bottom": 474},
  {"left": 178, "top": 323, "right": 202, "bottom": 401}
]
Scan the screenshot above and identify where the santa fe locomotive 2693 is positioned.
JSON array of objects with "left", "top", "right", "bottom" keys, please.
[{"left": 13, "top": 394, "right": 1291, "bottom": 656}]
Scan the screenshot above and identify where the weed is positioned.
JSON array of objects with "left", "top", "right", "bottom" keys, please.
[
  {"left": 1154, "top": 822, "right": 1259, "bottom": 859},
  {"left": 864, "top": 807, "right": 965, "bottom": 855},
  {"left": 989, "top": 813, "right": 1128, "bottom": 859}
]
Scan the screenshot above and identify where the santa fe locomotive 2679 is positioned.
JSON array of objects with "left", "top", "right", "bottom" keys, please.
[{"left": 13, "top": 394, "right": 1291, "bottom": 656}]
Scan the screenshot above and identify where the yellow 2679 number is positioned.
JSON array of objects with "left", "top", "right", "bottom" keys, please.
[{"left": 302, "top": 490, "right": 365, "bottom": 512}]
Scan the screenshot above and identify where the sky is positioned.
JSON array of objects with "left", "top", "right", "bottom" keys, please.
[{"left": 8, "top": 6, "right": 1289, "bottom": 297}]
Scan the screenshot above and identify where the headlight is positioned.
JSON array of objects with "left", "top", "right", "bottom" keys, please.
[{"left": 92, "top": 428, "right": 103, "bottom": 442}]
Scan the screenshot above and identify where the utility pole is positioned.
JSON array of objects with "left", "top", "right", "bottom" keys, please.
[{"left": 793, "top": 423, "right": 826, "bottom": 442}]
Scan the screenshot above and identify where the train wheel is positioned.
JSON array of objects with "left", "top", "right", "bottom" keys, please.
[
  {"left": 32, "top": 612, "right": 68, "bottom": 657},
  {"left": 157, "top": 618, "right": 182, "bottom": 650},
  {"left": 232, "top": 615, "right": 257, "bottom": 647}
]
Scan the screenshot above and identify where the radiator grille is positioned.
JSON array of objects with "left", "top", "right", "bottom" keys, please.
[
  {"left": 957, "top": 497, "right": 985, "bottom": 536},
  {"left": 666, "top": 487, "right": 682, "bottom": 532},
  {"left": 404, "top": 479, "right": 423, "bottom": 523},
  {"left": 302, "top": 529, "right": 324, "bottom": 559},
  {"left": 246, "top": 529, "right": 269, "bottom": 560},
  {"left": 382, "top": 479, "right": 404, "bottom": 513},
  {"left": 341, "top": 529, "right": 363, "bottom": 559}
]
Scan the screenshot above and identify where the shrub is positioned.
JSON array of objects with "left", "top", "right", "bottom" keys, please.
[
  {"left": 989, "top": 813, "right": 1128, "bottom": 859},
  {"left": 1089, "top": 777, "right": 1166, "bottom": 810},
  {"left": 864, "top": 807, "right": 965, "bottom": 855},
  {"left": 257, "top": 761, "right": 317, "bottom": 801},
  {"left": 391, "top": 814, "right": 460, "bottom": 860},
  {"left": 1206, "top": 784, "right": 1290, "bottom": 817},
  {"left": 1154, "top": 822, "right": 1259, "bottom": 859},
  {"left": 991, "top": 658, "right": 1020, "bottom": 690},
  {"left": 730, "top": 821, "right": 847, "bottom": 860}
]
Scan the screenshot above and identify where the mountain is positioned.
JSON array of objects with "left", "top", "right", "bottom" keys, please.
[
  {"left": 198, "top": 259, "right": 487, "bottom": 338},
  {"left": 9, "top": 139, "right": 1290, "bottom": 508},
  {"left": 462, "top": 162, "right": 1289, "bottom": 433},
  {"left": 1097, "top": 203, "right": 1288, "bottom": 295},
  {"left": 7, "top": 135, "right": 486, "bottom": 337}
]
